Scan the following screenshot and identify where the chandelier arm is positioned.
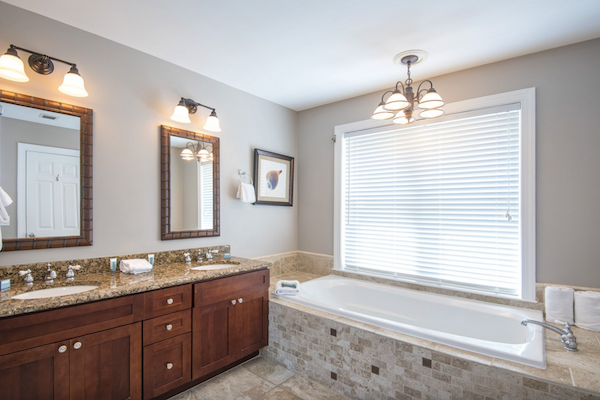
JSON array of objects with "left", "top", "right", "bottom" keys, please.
[
  {"left": 394, "top": 81, "right": 405, "bottom": 93},
  {"left": 381, "top": 90, "right": 394, "bottom": 102}
]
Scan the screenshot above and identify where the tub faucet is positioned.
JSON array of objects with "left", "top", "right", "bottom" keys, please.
[
  {"left": 45, "top": 263, "right": 57, "bottom": 284},
  {"left": 521, "top": 319, "right": 577, "bottom": 351}
]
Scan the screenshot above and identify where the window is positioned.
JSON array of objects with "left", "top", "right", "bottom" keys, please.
[{"left": 334, "top": 89, "right": 535, "bottom": 300}]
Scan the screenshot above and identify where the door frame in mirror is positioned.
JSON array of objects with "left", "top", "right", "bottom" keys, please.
[
  {"left": 160, "top": 125, "right": 220, "bottom": 240},
  {"left": 0, "top": 89, "right": 93, "bottom": 251}
]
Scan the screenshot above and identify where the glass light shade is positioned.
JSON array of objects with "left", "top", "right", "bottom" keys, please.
[
  {"left": 180, "top": 148, "right": 194, "bottom": 160},
  {"left": 383, "top": 91, "right": 410, "bottom": 111},
  {"left": 0, "top": 52, "right": 29, "bottom": 82},
  {"left": 198, "top": 148, "right": 210, "bottom": 157},
  {"left": 171, "top": 104, "right": 191, "bottom": 123},
  {"left": 58, "top": 71, "right": 88, "bottom": 97},
  {"left": 392, "top": 113, "right": 415, "bottom": 125},
  {"left": 419, "top": 108, "right": 444, "bottom": 119},
  {"left": 203, "top": 111, "right": 221, "bottom": 132},
  {"left": 371, "top": 102, "right": 394, "bottom": 120},
  {"left": 418, "top": 90, "right": 444, "bottom": 110}
]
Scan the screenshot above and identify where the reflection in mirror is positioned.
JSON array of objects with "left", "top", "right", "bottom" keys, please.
[
  {"left": 0, "top": 102, "right": 80, "bottom": 239},
  {"left": 161, "top": 125, "right": 219, "bottom": 240},
  {"left": 0, "top": 90, "right": 93, "bottom": 251}
]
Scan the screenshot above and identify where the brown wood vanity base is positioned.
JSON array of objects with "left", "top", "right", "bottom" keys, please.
[{"left": 0, "top": 268, "right": 269, "bottom": 400}]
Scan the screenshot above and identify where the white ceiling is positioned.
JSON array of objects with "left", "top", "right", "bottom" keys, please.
[{"left": 5, "top": 0, "right": 600, "bottom": 111}]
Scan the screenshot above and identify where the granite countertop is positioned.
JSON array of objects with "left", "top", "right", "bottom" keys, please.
[{"left": 0, "top": 257, "right": 270, "bottom": 318}]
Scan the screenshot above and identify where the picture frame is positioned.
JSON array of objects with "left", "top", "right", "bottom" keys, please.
[{"left": 253, "top": 149, "right": 294, "bottom": 206}]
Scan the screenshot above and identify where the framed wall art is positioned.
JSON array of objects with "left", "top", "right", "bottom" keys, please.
[{"left": 253, "top": 149, "right": 294, "bottom": 206}]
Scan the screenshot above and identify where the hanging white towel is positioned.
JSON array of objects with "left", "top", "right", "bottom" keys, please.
[
  {"left": 0, "top": 186, "right": 13, "bottom": 251},
  {"left": 236, "top": 181, "right": 256, "bottom": 203},
  {"left": 544, "top": 286, "right": 575, "bottom": 324},
  {"left": 574, "top": 291, "right": 600, "bottom": 332},
  {"left": 119, "top": 259, "right": 153, "bottom": 275}
]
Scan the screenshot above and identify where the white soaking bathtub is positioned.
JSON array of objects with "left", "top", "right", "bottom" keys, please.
[{"left": 277, "top": 275, "right": 546, "bottom": 368}]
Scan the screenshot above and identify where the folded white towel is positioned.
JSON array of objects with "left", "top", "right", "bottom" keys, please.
[
  {"left": 236, "top": 181, "right": 256, "bottom": 203},
  {"left": 274, "top": 280, "right": 300, "bottom": 296},
  {"left": 120, "top": 259, "right": 153, "bottom": 275},
  {"left": 574, "top": 291, "right": 600, "bottom": 332},
  {"left": 545, "top": 286, "right": 574, "bottom": 324}
]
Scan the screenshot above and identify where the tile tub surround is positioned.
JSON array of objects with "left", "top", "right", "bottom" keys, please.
[
  {"left": 0, "top": 245, "right": 231, "bottom": 283},
  {"left": 0, "top": 254, "right": 270, "bottom": 317},
  {"left": 255, "top": 251, "right": 299, "bottom": 277},
  {"left": 264, "top": 272, "right": 600, "bottom": 400},
  {"left": 168, "top": 356, "right": 351, "bottom": 400}
]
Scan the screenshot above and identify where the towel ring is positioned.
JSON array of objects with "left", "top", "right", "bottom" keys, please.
[{"left": 238, "top": 169, "right": 253, "bottom": 185}]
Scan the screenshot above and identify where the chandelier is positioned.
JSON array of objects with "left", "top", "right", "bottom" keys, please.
[
  {"left": 180, "top": 142, "right": 213, "bottom": 162},
  {"left": 372, "top": 52, "right": 444, "bottom": 124}
]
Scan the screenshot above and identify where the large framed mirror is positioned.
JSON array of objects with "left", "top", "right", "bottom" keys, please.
[
  {"left": 161, "top": 125, "right": 220, "bottom": 240},
  {"left": 0, "top": 89, "right": 93, "bottom": 251}
]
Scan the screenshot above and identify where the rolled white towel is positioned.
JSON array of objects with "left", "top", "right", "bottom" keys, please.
[
  {"left": 236, "top": 181, "right": 256, "bottom": 203},
  {"left": 574, "top": 291, "right": 600, "bottom": 332},
  {"left": 120, "top": 259, "right": 153, "bottom": 275},
  {"left": 274, "top": 280, "right": 300, "bottom": 296},
  {"left": 545, "top": 286, "right": 574, "bottom": 324}
]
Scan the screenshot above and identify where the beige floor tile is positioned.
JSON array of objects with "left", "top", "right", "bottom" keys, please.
[
  {"left": 243, "top": 356, "right": 296, "bottom": 385},
  {"left": 257, "top": 387, "right": 303, "bottom": 400},
  {"left": 279, "top": 375, "right": 350, "bottom": 400},
  {"left": 192, "top": 365, "right": 276, "bottom": 400}
]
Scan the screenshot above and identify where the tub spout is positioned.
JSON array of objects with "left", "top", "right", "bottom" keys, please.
[{"left": 521, "top": 319, "right": 578, "bottom": 352}]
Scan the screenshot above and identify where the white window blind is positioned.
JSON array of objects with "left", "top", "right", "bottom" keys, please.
[
  {"left": 341, "top": 107, "right": 523, "bottom": 297},
  {"left": 200, "top": 161, "right": 213, "bottom": 230}
]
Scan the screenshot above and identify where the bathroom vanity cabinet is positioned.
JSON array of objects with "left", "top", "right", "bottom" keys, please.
[{"left": 0, "top": 267, "right": 269, "bottom": 400}]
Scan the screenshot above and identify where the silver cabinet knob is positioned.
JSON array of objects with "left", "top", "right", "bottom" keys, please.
[
  {"left": 166, "top": 362, "right": 173, "bottom": 370},
  {"left": 238, "top": 298, "right": 243, "bottom": 303},
  {"left": 231, "top": 300, "right": 236, "bottom": 305},
  {"left": 166, "top": 324, "right": 173, "bottom": 331},
  {"left": 166, "top": 298, "right": 174, "bottom": 305},
  {"left": 73, "top": 342, "right": 82, "bottom": 350},
  {"left": 58, "top": 345, "right": 67, "bottom": 353}
]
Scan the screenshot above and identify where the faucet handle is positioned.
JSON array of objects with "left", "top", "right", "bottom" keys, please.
[
  {"left": 19, "top": 270, "right": 34, "bottom": 285},
  {"left": 19, "top": 269, "right": 32, "bottom": 276},
  {"left": 66, "top": 265, "right": 82, "bottom": 279}
]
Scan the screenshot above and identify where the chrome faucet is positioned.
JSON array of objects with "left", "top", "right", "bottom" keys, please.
[
  {"left": 521, "top": 319, "right": 578, "bottom": 351},
  {"left": 66, "top": 265, "right": 82, "bottom": 280},
  {"left": 19, "top": 269, "right": 34, "bottom": 286},
  {"left": 183, "top": 253, "right": 191, "bottom": 264},
  {"left": 45, "top": 263, "right": 57, "bottom": 284}
]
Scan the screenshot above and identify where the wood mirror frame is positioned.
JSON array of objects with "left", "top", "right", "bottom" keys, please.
[
  {"left": 0, "top": 89, "right": 93, "bottom": 251},
  {"left": 160, "top": 125, "right": 220, "bottom": 240}
]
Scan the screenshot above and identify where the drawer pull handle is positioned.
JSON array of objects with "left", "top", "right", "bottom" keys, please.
[
  {"left": 58, "top": 345, "right": 67, "bottom": 353},
  {"left": 166, "top": 298, "right": 174, "bottom": 305},
  {"left": 166, "top": 362, "right": 173, "bottom": 370},
  {"left": 166, "top": 324, "right": 173, "bottom": 331},
  {"left": 73, "top": 342, "right": 82, "bottom": 350},
  {"left": 231, "top": 300, "right": 236, "bottom": 305},
  {"left": 238, "top": 298, "right": 243, "bottom": 303}
]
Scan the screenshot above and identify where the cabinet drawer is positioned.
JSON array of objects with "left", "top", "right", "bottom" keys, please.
[
  {"left": 143, "top": 333, "right": 191, "bottom": 400},
  {"left": 143, "top": 309, "right": 191, "bottom": 346},
  {"left": 194, "top": 269, "right": 269, "bottom": 305},
  {"left": 143, "top": 284, "right": 192, "bottom": 319},
  {"left": 0, "top": 294, "right": 144, "bottom": 357}
]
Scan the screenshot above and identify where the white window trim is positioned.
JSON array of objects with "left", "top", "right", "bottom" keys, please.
[{"left": 333, "top": 88, "right": 536, "bottom": 301}]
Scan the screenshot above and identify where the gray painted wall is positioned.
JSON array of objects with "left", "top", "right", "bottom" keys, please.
[
  {"left": 0, "top": 2, "right": 298, "bottom": 265},
  {"left": 297, "top": 38, "right": 600, "bottom": 288}
]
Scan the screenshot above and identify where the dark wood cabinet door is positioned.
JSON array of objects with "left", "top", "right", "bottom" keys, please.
[
  {"left": 70, "top": 323, "right": 142, "bottom": 400},
  {"left": 235, "top": 287, "right": 269, "bottom": 359},
  {"left": 192, "top": 299, "right": 236, "bottom": 380},
  {"left": 0, "top": 341, "right": 69, "bottom": 400},
  {"left": 143, "top": 332, "right": 191, "bottom": 400}
]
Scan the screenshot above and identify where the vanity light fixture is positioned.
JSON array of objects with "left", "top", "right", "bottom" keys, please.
[
  {"left": 0, "top": 45, "right": 88, "bottom": 97},
  {"left": 180, "top": 142, "right": 213, "bottom": 162},
  {"left": 372, "top": 51, "right": 444, "bottom": 124},
  {"left": 171, "top": 97, "right": 221, "bottom": 132}
]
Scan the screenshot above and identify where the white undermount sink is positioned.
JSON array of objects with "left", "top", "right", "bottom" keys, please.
[
  {"left": 12, "top": 285, "right": 99, "bottom": 300},
  {"left": 190, "top": 264, "right": 239, "bottom": 271}
]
